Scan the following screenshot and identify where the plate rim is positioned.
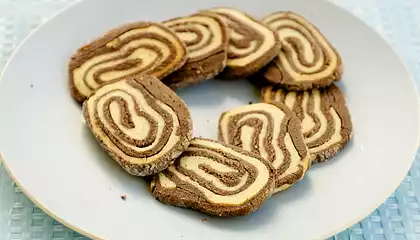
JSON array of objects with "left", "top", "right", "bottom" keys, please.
[
  {"left": 0, "top": 0, "right": 103, "bottom": 238},
  {"left": 0, "top": 0, "right": 420, "bottom": 239}
]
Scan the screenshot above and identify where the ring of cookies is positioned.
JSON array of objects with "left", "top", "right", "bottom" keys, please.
[{"left": 70, "top": 7, "right": 353, "bottom": 217}]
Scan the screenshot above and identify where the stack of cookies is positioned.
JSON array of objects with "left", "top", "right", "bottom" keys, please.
[{"left": 69, "top": 7, "right": 352, "bottom": 217}]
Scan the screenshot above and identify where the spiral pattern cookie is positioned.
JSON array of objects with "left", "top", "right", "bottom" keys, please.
[
  {"left": 261, "top": 84, "right": 352, "bottom": 163},
  {"left": 83, "top": 74, "right": 192, "bottom": 176},
  {"left": 163, "top": 13, "right": 229, "bottom": 89},
  {"left": 218, "top": 102, "right": 310, "bottom": 192},
  {"left": 151, "top": 138, "right": 275, "bottom": 217},
  {"left": 69, "top": 22, "right": 188, "bottom": 102},
  {"left": 205, "top": 8, "right": 280, "bottom": 79},
  {"left": 259, "top": 11, "right": 342, "bottom": 91}
]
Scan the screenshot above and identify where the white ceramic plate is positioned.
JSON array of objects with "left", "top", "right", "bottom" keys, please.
[{"left": 0, "top": 0, "right": 419, "bottom": 239}]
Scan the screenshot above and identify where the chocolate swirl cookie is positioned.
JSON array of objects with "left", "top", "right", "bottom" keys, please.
[
  {"left": 69, "top": 22, "right": 188, "bottom": 103},
  {"left": 83, "top": 75, "right": 192, "bottom": 176},
  {"left": 151, "top": 138, "right": 275, "bottom": 217},
  {"left": 163, "top": 13, "right": 229, "bottom": 89},
  {"left": 261, "top": 84, "right": 352, "bottom": 163},
  {"left": 259, "top": 11, "right": 342, "bottom": 91},
  {"left": 204, "top": 8, "right": 280, "bottom": 79},
  {"left": 218, "top": 102, "right": 310, "bottom": 192}
]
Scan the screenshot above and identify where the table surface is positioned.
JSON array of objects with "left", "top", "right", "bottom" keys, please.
[{"left": 1, "top": 0, "right": 420, "bottom": 239}]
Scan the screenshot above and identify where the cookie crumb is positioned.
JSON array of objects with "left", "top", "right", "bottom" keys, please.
[
  {"left": 200, "top": 218, "right": 209, "bottom": 222},
  {"left": 121, "top": 195, "right": 127, "bottom": 201}
]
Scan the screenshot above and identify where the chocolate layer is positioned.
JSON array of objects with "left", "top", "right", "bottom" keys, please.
[
  {"left": 218, "top": 102, "right": 309, "bottom": 192},
  {"left": 151, "top": 138, "right": 275, "bottom": 217},
  {"left": 83, "top": 74, "right": 192, "bottom": 176},
  {"left": 261, "top": 84, "right": 352, "bottom": 163},
  {"left": 69, "top": 22, "right": 188, "bottom": 103},
  {"left": 256, "top": 11, "right": 342, "bottom": 91}
]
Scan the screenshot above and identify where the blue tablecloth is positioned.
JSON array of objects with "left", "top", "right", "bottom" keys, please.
[{"left": 1, "top": 0, "right": 420, "bottom": 239}]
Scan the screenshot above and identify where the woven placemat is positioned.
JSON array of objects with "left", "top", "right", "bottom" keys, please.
[{"left": 1, "top": 0, "right": 420, "bottom": 239}]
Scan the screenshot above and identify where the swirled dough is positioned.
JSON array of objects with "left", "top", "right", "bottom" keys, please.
[
  {"left": 151, "top": 138, "right": 275, "bottom": 216},
  {"left": 205, "top": 8, "right": 280, "bottom": 79},
  {"left": 219, "top": 102, "right": 310, "bottom": 192},
  {"left": 83, "top": 75, "right": 192, "bottom": 176},
  {"left": 261, "top": 84, "right": 352, "bottom": 163},
  {"left": 69, "top": 22, "right": 187, "bottom": 102},
  {"left": 163, "top": 12, "right": 229, "bottom": 89},
  {"left": 260, "top": 11, "right": 342, "bottom": 90}
]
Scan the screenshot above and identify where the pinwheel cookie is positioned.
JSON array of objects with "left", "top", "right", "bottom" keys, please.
[
  {"left": 69, "top": 22, "right": 187, "bottom": 102},
  {"left": 218, "top": 102, "right": 310, "bottom": 192},
  {"left": 163, "top": 12, "right": 229, "bottom": 89},
  {"left": 83, "top": 75, "right": 192, "bottom": 176},
  {"left": 259, "top": 11, "right": 342, "bottom": 90},
  {"left": 261, "top": 84, "right": 352, "bottom": 163},
  {"left": 151, "top": 138, "right": 275, "bottom": 217},
  {"left": 205, "top": 8, "right": 280, "bottom": 79}
]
